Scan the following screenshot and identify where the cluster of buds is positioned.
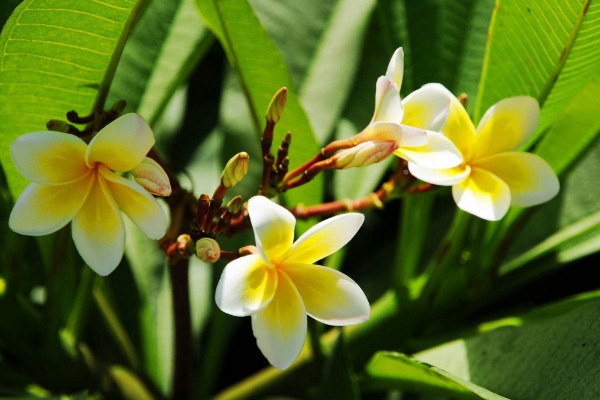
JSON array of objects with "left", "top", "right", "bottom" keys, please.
[
  {"left": 259, "top": 88, "right": 292, "bottom": 195},
  {"left": 183, "top": 152, "right": 249, "bottom": 263}
]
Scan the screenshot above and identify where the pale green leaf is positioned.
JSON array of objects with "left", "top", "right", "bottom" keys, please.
[
  {"left": 108, "top": 0, "right": 212, "bottom": 126},
  {"left": 0, "top": 0, "right": 146, "bottom": 197},
  {"left": 416, "top": 293, "right": 600, "bottom": 400},
  {"left": 195, "top": 0, "right": 323, "bottom": 206},
  {"left": 364, "top": 351, "right": 509, "bottom": 400}
]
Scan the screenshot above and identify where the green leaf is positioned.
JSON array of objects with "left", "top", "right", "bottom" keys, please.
[
  {"left": 298, "top": 0, "right": 376, "bottom": 142},
  {"left": 0, "top": 0, "right": 146, "bottom": 197},
  {"left": 398, "top": 0, "right": 494, "bottom": 106},
  {"left": 317, "top": 333, "right": 361, "bottom": 400},
  {"left": 474, "top": 0, "right": 600, "bottom": 127},
  {"left": 415, "top": 292, "right": 600, "bottom": 400},
  {"left": 364, "top": 351, "right": 509, "bottom": 400},
  {"left": 109, "top": 365, "right": 155, "bottom": 400},
  {"left": 195, "top": 0, "right": 323, "bottom": 206},
  {"left": 108, "top": 0, "right": 212, "bottom": 126}
]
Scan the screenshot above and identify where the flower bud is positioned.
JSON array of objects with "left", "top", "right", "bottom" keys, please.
[
  {"left": 221, "top": 152, "right": 249, "bottom": 188},
  {"left": 176, "top": 234, "right": 195, "bottom": 256},
  {"left": 332, "top": 141, "right": 399, "bottom": 169},
  {"left": 196, "top": 237, "right": 221, "bottom": 263},
  {"left": 266, "top": 87, "right": 287, "bottom": 124},
  {"left": 131, "top": 157, "right": 172, "bottom": 197},
  {"left": 227, "top": 195, "right": 243, "bottom": 214}
]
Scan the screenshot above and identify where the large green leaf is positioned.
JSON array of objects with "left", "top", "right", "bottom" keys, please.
[
  {"left": 195, "top": 0, "right": 323, "bottom": 206},
  {"left": 415, "top": 292, "right": 600, "bottom": 400},
  {"left": 0, "top": 0, "right": 146, "bottom": 197},
  {"left": 108, "top": 0, "right": 212, "bottom": 127},
  {"left": 474, "top": 0, "right": 600, "bottom": 128},
  {"left": 364, "top": 352, "right": 509, "bottom": 400}
]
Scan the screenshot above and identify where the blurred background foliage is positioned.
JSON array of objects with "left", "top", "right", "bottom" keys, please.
[{"left": 2, "top": 0, "right": 600, "bottom": 399}]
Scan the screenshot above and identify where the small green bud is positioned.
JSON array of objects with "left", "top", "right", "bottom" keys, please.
[
  {"left": 221, "top": 152, "right": 249, "bottom": 188},
  {"left": 196, "top": 237, "right": 221, "bottom": 263},
  {"left": 227, "top": 195, "right": 243, "bottom": 214},
  {"left": 266, "top": 87, "right": 287, "bottom": 124}
]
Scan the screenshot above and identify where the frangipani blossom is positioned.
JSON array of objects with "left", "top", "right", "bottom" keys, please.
[
  {"left": 9, "top": 114, "right": 170, "bottom": 275},
  {"left": 356, "top": 48, "right": 463, "bottom": 170},
  {"left": 215, "top": 196, "right": 370, "bottom": 370},
  {"left": 408, "top": 89, "right": 560, "bottom": 221}
]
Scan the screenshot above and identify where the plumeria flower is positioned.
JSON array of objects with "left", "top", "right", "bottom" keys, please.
[
  {"left": 408, "top": 89, "right": 560, "bottom": 221},
  {"left": 215, "top": 196, "right": 370, "bottom": 370},
  {"left": 9, "top": 114, "right": 170, "bottom": 275},
  {"left": 354, "top": 48, "right": 463, "bottom": 170}
]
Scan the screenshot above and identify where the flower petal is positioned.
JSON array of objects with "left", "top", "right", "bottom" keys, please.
[
  {"left": 385, "top": 47, "right": 404, "bottom": 90},
  {"left": 408, "top": 163, "right": 471, "bottom": 186},
  {"left": 9, "top": 173, "right": 94, "bottom": 235},
  {"left": 285, "top": 213, "right": 364, "bottom": 264},
  {"left": 215, "top": 254, "right": 277, "bottom": 317},
  {"left": 248, "top": 196, "right": 296, "bottom": 264},
  {"left": 395, "top": 130, "right": 463, "bottom": 169},
  {"left": 475, "top": 152, "right": 559, "bottom": 207},
  {"left": 358, "top": 122, "right": 428, "bottom": 147},
  {"left": 284, "top": 264, "right": 370, "bottom": 325},
  {"left": 72, "top": 174, "right": 125, "bottom": 275},
  {"left": 11, "top": 131, "right": 89, "bottom": 185},
  {"left": 401, "top": 83, "right": 451, "bottom": 131},
  {"left": 251, "top": 270, "right": 306, "bottom": 370},
  {"left": 99, "top": 166, "right": 167, "bottom": 240},
  {"left": 371, "top": 76, "right": 403, "bottom": 124},
  {"left": 86, "top": 113, "right": 155, "bottom": 172},
  {"left": 452, "top": 167, "right": 511, "bottom": 221},
  {"left": 130, "top": 157, "right": 172, "bottom": 197},
  {"left": 473, "top": 96, "right": 539, "bottom": 160},
  {"left": 442, "top": 89, "right": 476, "bottom": 159}
]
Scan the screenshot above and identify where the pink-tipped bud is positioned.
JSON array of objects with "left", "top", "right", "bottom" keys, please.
[
  {"left": 266, "top": 87, "right": 287, "bottom": 124},
  {"left": 221, "top": 152, "right": 249, "bottom": 188},
  {"left": 332, "top": 141, "right": 399, "bottom": 169},
  {"left": 131, "top": 157, "right": 172, "bottom": 197},
  {"left": 195, "top": 237, "right": 221, "bottom": 263}
]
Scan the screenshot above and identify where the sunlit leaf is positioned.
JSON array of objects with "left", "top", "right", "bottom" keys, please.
[
  {"left": 364, "top": 351, "right": 509, "bottom": 399},
  {"left": 0, "top": 0, "right": 146, "bottom": 197},
  {"left": 195, "top": 0, "right": 323, "bottom": 206}
]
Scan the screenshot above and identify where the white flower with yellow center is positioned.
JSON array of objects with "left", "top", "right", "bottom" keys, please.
[
  {"left": 355, "top": 48, "right": 463, "bottom": 170},
  {"left": 408, "top": 88, "right": 560, "bottom": 221},
  {"left": 9, "top": 113, "right": 170, "bottom": 275},
  {"left": 215, "top": 196, "right": 370, "bottom": 370}
]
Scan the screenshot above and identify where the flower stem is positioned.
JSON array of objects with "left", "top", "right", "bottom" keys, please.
[{"left": 169, "top": 258, "right": 193, "bottom": 400}]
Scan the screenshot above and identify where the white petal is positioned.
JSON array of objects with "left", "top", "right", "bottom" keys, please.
[
  {"left": 371, "top": 76, "right": 403, "bottom": 124},
  {"left": 396, "top": 130, "right": 463, "bottom": 169},
  {"left": 215, "top": 254, "right": 277, "bottom": 317},
  {"left": 248, "top": 196, "right": 296, "bottom": 264},
  {"left": 285, "top": 213, "right": 364, "bottom": 264},
  {"left": 401, "top": 83, "right": 451, "bottom": 131},
  {"left": 72, "top": 175, "right": 125, "bottom": 275},
  {"left": 452, "top": 167, "right": 511, "bottom": 221},
  {"left": 86, "top": 113, "right": 155, "bottom": 172},
  {"left": 473, "top": 96, "right": 540, "bottom": 160},
  {"left": 251, "top": 270, "right": 306, "bottom": 370},
  {"left": 11, "top": 131, "right": 89, "bottom": 185},
  {"left": 284, "top": 264, "right": 370, "bottom": 326},
  {"left": 385, "top": 47, "right": 404, "bottom": 90},
  {"left": 9, "top": 174, "right": 94, "bottom": 236},
  {"left": 475, "top": 152, "right": 559, "bottom": 207},
  {"left": 99, "top": 166, "right": 167, "bottom": 240},
  {"left": 408, "top": 163, "right": 471, "bottom": 186},
  {"left": 358, "top": 122, "right": 428, "bottom": 147}
]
